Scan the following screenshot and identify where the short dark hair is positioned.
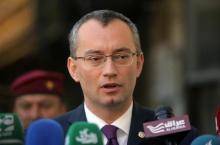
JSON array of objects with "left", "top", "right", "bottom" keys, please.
[{"left": 69, "top": 9, "right": 142, "bottom": 57}]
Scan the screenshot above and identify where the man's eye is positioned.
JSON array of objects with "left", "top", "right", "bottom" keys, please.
[
  {"left": 114, "top": 54, "right": 130, "bottom": 59},
  {"left": 86, "top": 56, "right": 103, "bottom": 61},
  {"left": 40, "top": 101, "right": 53, "bottom": 108},
  {"left": 19, "top": 103, "right": 31, "bottom": 110}
]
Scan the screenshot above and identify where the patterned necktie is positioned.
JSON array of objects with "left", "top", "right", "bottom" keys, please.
[{"left": 102, "top": 125, "right": 119, "bottom": 145}]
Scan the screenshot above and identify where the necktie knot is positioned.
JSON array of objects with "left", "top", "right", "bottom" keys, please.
[{"left": 102, "top": 125, "right": 118, "bottom": 139}]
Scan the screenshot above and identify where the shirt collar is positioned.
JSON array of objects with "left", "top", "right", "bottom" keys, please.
[{"left": 84, "top": 102, "right": 133, "bottom": 135}]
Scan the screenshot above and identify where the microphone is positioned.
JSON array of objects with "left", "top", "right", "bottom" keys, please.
[
  {"left": 65, "top": 122, "right": 103, "bottom": 145},
  {"left": 0, "top": 113, "right": 24, "bottom": 145},
  {"left": 215, "top": 107, "right": 220, "bottom": 136},
  {"left": 143, "top": 106, "right": 192, "bottom": 145},
  {"left": 155, "top": 106, "right": 174, "bottom": 119},
  {"left": 157, "top": 106, "right": 175, "bottom": 145},
  {"left": 25, "top": 119, "right": 64, "bottom": 145},
  {"left": 191, "top": 134, "right": 220, "bottom": 145}
]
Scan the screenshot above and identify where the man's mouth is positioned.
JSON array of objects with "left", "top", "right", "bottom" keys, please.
[{"left": 101, "top": 83, "right": 120, "bottom": 88}]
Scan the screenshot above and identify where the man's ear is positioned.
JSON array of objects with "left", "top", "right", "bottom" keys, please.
[
  {"left": 136, "top": 53, "right": 144, "bottom": 78},
  {"left": 67, "top": 57, "right": 79, "bottom": 82}
]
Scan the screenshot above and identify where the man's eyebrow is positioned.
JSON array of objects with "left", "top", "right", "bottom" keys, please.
[
  {"left": 113, "top": 47, "right": 132, "bottom": 53},
  {"left": 83, "top": 47, "right": 132, "bottom": 55},
  {"left": 84, "top": 50, "right": 103, "bottom": 55}
]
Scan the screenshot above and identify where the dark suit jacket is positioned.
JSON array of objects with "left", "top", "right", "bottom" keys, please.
[{"left": 54, "top": 103, "right": 199, "bottom": 145}]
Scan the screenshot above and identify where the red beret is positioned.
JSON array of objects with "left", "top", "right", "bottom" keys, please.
[{"left": 10, "top": 70, "right": 65, "bottom": 97}]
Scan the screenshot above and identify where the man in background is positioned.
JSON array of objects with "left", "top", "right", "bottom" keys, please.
[{"left": 10, "top": 70, "right": 67, "bottom": 129}]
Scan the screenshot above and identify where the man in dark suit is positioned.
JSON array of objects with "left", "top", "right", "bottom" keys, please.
[{"left": 55, "top": 10, "right": 198, "bottom": 145}]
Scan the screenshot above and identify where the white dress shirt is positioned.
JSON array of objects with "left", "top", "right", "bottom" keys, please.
[{"left": 84, "top": 102, "right": 133, "bottom": 145}]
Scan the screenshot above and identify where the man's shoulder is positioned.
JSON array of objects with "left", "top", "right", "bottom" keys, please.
[
  {"left": 55, "top": 104, "right": 85, "bottom": 121},
  {"left": 133, "top": 103, "right": 156, "bottom": 122},
  {"left": 54, "top": 104, "right": 86, "bottom": 134},
  {"left": 54, "top": 109, "right": 75, "bottom": 122}
]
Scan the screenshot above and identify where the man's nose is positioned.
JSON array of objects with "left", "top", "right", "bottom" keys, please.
[
  {"left": 103, "top": 57, "right": 117, "bottom": 78},
  {"left": 30, "top": 106, "right": 42, "bottom": 120}
]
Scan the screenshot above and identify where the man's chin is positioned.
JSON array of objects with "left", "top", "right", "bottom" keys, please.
[{"left": 102, "top": 99, "right": 123, "bottom": 107}]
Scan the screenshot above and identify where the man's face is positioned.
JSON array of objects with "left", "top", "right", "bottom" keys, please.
[
  {"left": 14, "top": 94, "right": 66, "bottom": 128},
  {"left": 68, "top": 19, "right": 144, "bottom": 110}
]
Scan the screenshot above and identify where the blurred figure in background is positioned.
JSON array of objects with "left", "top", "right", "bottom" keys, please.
[{"left": 10, "top": 70, "right": 67, "bottom": 129}]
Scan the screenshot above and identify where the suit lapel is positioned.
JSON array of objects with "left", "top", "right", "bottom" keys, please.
[
  {"left": 127, "top": 103, "right": 155, "bottom": 145},
  {"left": 68, "top": 104, "right": 87, "bottom": 123}
]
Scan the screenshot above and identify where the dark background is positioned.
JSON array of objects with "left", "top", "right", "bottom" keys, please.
[{"left": 1, "top": 0, "right": 220, "bottom": 134}]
